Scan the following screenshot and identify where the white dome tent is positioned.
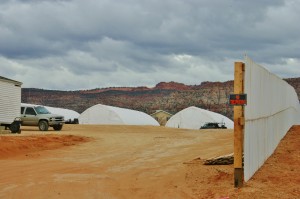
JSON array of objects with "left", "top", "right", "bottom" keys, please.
[
  {"left": 79, "top": 104, "right": 159, "bottom": 126},
  {"left": 45, "top": 106, "right": 79, "bottom": 123},
  {"left": 165, "top": 106, "right": 233, "bottom": 129}
]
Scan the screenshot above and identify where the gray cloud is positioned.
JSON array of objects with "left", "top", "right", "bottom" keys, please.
[{"left": 0, "top": 0, "right": 299, "bottom": 90}]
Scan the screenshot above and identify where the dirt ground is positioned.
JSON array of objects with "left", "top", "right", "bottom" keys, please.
[{"left": 0, "top": 124, "right": 299, "bottom": 199}]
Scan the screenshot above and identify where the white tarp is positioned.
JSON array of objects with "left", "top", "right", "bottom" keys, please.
[
  {"left": 78, "top": 104, "right": 159, "bottom": 126},
  {"left": 244, "top": 56, "right": 300, "bottom": 181},
  {"left": 298, "top": 103, "right": 300, "bottom": 124},
  {"left": 21, "top": 103, "right": 79, "bottom": 121},
  {"left": 45, "top": 106, "right": 79, "bottom": 122},
  {"left": 165, "top": 106, "right": 233, "bottom": 129}
]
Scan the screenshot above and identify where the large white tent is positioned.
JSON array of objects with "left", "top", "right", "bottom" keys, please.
[
  {"left": 165, "top": 106, "right": 234, "bottom": 129},
  {"left": 79, "top": 104, "right": 159, "bottom": 126}
]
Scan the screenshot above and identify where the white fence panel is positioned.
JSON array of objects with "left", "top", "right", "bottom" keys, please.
[{"left": 244, "top": 56, "right": 300, "bottom": 181}]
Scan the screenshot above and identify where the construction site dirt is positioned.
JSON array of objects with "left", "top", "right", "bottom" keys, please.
[{"left": 0, "top": 125, "right": 299, "bottom": 198}]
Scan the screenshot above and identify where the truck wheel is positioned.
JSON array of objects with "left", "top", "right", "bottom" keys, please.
[
  {"left": 38, "top": 120, "right": 49, "bottom": 131},
  {"left": 9, "top": 121, "right": 21, "bottom": 134},
  {"left": 53, "top": 124, "right": 63, "bottom": 131}
]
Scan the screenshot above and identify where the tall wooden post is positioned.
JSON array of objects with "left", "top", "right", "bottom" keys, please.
[{"left": 233, "top": 62, "right": 245, "bottom": 187}]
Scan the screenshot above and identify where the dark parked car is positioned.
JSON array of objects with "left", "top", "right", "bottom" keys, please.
[{"left": 200, "top": 122, "right": 227, "bottom": 129}]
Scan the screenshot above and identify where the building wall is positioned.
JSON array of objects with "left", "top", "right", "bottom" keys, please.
[
  {"left": 0, "top": 78, "right": 22, "bottom": 124},
  {"left": 151, "top": 111, "right": 172, "bottom": 126}
]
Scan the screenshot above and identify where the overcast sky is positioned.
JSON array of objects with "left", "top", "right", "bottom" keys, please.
[{"left": 1, "top": 0, "right": 300, "bottom": 90}]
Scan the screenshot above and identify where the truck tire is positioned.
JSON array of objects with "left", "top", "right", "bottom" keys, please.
[
  {"left": 38, "top": 120, "right": 49, "bottom": 131},
  {"left": 53, "top": 124, "right": 63, "bottom": 131},
  {"left": 9, "top": 121, "right": 21, "bottom": 134}
]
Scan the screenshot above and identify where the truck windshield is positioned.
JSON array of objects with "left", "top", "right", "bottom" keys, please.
[{"left": 34, "top": 106, "right": 51, "bottom": 114}]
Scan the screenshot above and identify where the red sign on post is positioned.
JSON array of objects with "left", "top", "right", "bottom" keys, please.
[{"left": 229, "top": 94, "right": 247, "bottom": 105}]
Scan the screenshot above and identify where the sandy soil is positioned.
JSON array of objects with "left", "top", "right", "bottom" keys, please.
[{"left": 0, "top": 124, "right": 299, "bottom": 199}]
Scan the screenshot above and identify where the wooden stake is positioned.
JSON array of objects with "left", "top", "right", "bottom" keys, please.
[{"left": 233, "top": 62, "right": 245, "bottom": 187}]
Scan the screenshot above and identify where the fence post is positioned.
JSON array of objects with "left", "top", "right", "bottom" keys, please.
[{"left": 233, "top": 62, "right": 245, "bottom": 187}]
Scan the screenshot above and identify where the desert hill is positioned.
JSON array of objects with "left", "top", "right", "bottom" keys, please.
[{"left": 21, "top": 77, "right": 300, "bottom": 119}]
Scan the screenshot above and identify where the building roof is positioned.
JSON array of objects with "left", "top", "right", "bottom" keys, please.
[
  {"left": 150, "top": 110, "right": 173, "bottom": 116},
  {"left": 0, "top": 76, "right": 22, "bottom": 86}
]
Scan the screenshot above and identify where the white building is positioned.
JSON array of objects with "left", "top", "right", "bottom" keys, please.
[{"left": 0, "top": 76, "right": 22, "bottom": 132}]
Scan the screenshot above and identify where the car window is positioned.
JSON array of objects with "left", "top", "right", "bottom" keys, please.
[
  {"left": 25, "top": 107, "right": 36, "bottom": 115},
  {"left": 21, "top": 107, "right": 25, "bottom": 114},
  {"left": 34, "top": 106, "right": 51, "bottom": 114}
]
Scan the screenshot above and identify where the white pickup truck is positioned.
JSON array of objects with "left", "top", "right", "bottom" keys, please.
[{"left": 21, "top": 104, "right": 65, "bottom": 131}]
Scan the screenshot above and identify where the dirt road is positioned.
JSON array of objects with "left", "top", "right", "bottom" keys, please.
[{"left": 0, "top": 125, "right": 299, "bottom": 198}]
